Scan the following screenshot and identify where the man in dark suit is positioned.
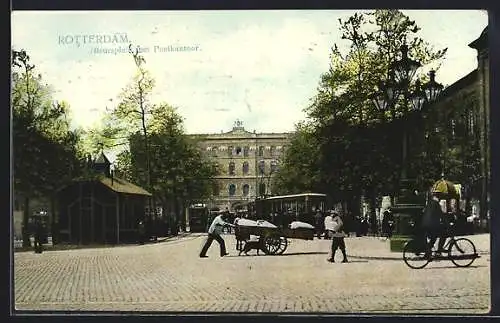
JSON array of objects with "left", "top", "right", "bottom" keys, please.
[{"left": 421, "top": 193, "right": 446, "bottom": 257}]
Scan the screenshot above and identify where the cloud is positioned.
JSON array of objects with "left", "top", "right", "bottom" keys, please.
[{"left": 11, "top": 10, "right": 488, "bottom": 136}]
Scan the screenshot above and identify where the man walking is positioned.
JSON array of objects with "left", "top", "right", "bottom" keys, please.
[
  {"left": 313, "top": 208, "right": 324, "bottom": 238},
  {"left": 199, "top": 212, "right": 234, "bottom": 258},
  {"left": 323, "top": 210, "right": 335, "bottom": 240},
  {"left": 327, "top": 211, "right": 348, "bottom": 263}
]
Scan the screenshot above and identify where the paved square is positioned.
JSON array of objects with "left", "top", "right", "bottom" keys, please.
[{"left": 14, "top": 234, "right": 490, "bottom": 313}]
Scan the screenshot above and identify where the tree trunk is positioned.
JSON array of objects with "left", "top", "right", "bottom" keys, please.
[
  {"left": 50, "top": 196, "right": 57, "bottom": 245},
  {"left": 369, "top": 189, "right": 378, "bottom": 235},
  {"left": 22, "top": 196, "right": 31, "bottom": 247}
]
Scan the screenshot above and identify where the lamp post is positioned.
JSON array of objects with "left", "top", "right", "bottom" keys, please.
[{"left": 371, "top": 44, "right": 443, "bottom": 234}]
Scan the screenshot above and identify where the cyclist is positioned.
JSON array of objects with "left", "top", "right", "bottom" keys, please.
[{"left": 421, "top": 192, "right": 447, "bottom": 257}]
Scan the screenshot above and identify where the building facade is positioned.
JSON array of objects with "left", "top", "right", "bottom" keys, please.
[
  {"left": 430, "top": 27, "right": 489, "bottom": 225},
  {"left": 468, "top": 27, "right": 489, "bottom": 221},
  {"left": 190, "top": 120, "right": 292, "bottom": 212}
]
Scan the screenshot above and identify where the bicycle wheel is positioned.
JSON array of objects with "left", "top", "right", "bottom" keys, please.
[
  {"left": 403, "top": 239, "right": 430, "bottom": 269},
  {"left": 449, "top": 238, "right": 477, "bottom": 267}
]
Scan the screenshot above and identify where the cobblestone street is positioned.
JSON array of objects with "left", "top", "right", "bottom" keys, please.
[{"left": 14, "top": 234, "right": 491, "bottom": 314}]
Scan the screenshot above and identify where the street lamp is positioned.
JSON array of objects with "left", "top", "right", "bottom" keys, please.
[
  {"left": 371, "top": 44, "right": 443, "bottom": 233},
  {"left": 372, "top": 44, "right": 443, "bottom": 188}
]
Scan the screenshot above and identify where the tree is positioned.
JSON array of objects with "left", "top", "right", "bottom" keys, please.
[
  {"left": 272, "top": 121, "right": 322, "bottom": 195},
  {"left": 12, "top": 49, "right": 82, "bottom": 246},
  {"left": 278, "top": 10, "right": 448, "bottom": 219},
  {"left": 129, "top": 104, "right": 217, "bottom": 232}
]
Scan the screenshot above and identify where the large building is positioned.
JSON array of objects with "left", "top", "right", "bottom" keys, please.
[
  {"left": 431, "top": 27, "right": 489, "bottom": 224},
  {"left": 190, "top": 120, "right": 292, "bottom": 212}
]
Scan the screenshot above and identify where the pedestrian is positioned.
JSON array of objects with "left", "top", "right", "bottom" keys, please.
[
  {"left": 313, "top": 208, "right": 324, "bottom": 238},
  {"left": 199, "top": 212, "right": 234, "bottom": 258},
  {"left": 323, "top": 210, "right": 335, "bottom": 240},
  {"left": 233, "top": 216, "right": 243, "bottom": 251},
  {"left": 33, "top": 216, "right": 43, "bottom": 254},
  {"left": 138, "top": 220, "right": 145, "bottom": 245},
  {"left": 327, "top": 212, "right": 348, "bottom": 263},
  {"left": 382, "top": 210, "right": 394, "bottom": 238}
]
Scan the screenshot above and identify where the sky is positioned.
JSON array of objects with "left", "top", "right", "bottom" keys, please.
[{"left": 12, "top": 10, "right": 488, "bottom": 137}]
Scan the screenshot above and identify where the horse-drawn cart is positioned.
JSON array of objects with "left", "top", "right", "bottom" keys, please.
[{"left": 235, "top": 219, "right": 315, "bottom": 255}]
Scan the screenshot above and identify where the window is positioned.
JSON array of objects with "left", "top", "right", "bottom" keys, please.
[
  {"left": 212, "top": 146, "right": 218, "bottom": 157},
  {"left": 270, "top": 160, "right": 278, "bottom": 174},
  {"left": 243, "top": 184, "right": 250, "bottom": 196},
  {"left": 243, "top": 146, "right": 249, "bottom": 157},
  {"left": 242, "top": 161, "right": 249, "bottom": 175},
  {"left": 235, "top": 147, "right": 242, "bottom": 156},
  {"left": 468, "top": 109, "right": 475, "bottom": 136},
  {"left": 228, "top": 146, "right": 234, "bottom": 157},
  {"left": 258, "top": 146, "right": 264, "bottom": 157},
  {"left": 229, "top": 184, "right": 236, "bottom": 196},
  {"left": 213, "top": 183, "right": 220, "bottom": 196},
  {"left": 229, "top": 162, "right": 235, "bottom": 175},
  {"left": 213, "top": 162, "right": 219, "bottom": 175},
  {"left": 258, "top": 183, "right": 266, "bottom": 196},
  {"left": 270, "top": 146, "right": 276, "bottom": 157},
  {"left": 451, "top": 119, "right": 456, "bottom": 140},
  {"left": 258, "top": 160, "right": 265, "bottom": 175}
]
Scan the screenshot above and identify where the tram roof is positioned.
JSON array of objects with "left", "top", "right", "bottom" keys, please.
[{"left": 264, "top": 193, "right": 326, "bottom": 200}]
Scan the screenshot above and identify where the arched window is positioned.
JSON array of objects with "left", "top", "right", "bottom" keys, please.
[
  {"left": 270, "top": 160, "right": 278, "bottom": 174},
  {"left": 229, "top": 161, "right": 235, "bottom": 175},
  {"left": 212, "top": 162, "right": 219, "bottom": 175},
  {"left": 243, "top": 146, "right": 249, "bottom": 157},
  {"left": 229, "top": 184, "right": 236, "bottom": 196},
  {"left": 228, "top": 145, "right": 234, "bottom": 157},
  {"left": 213, "top": 183, "right": 220, "bottom": 196},
  {"left": 258, "top": 160, "right": 265, "bottom": 175},
  {"left": 235, "top": 146, "right": 242, "bottom": 156},
  {"left": 242, "top": 161, "right": 249, "bottom": 175},
  {"left": 242, "top": 184, "right": 250, "bottom": 196},
  {"left": 258, "top": 146, "right": 265, "bottom": 157},
  {"left": 212, "top": 146, "right": 218, "bottom": 157}
]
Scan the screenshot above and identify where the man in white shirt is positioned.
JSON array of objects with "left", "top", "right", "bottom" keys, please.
[
  {"left": 199, "top": 213, "right": 234, "bottom": 258},
  {"left": 327, "top": 211, "right": 348, "bottom": 263},
  {"left": 324, "top": 211, "right": 335, "bottom": 239}
]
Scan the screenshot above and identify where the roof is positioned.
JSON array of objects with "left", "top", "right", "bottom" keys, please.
[
  {"left": 99, "top": 177, "right": 152, "bottom": 196},
  {"left": 265, "top": 193, "right": 327, "bottom": 200},
  {"left": 469, "top": 26, "right": 488, "bottom": 50},
  {"left": 439, "top": 70, "right": 477, "bottom": 100},
  {"left": 95, "top": 152, "right": 111, "bottom": 165}
]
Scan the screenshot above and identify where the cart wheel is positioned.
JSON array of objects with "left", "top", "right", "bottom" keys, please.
[
  {"left": 276, "top": 236, "right": 288, "bottom": 255},
  {"left": 262, "top": 234, "right": 287, "bottom": 255}
]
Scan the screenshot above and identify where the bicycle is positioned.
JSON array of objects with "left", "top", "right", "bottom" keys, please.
[{"left": 402, "top": 224, "right": 479, "bottom": 269}]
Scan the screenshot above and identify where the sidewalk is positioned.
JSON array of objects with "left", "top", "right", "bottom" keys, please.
[{"left": 345, "top": 234, "right": 490, "bottom": 260}]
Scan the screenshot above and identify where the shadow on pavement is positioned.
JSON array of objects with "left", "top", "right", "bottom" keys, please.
[
  {"left": 422, "top": 264, "right": 488, "bottom": 270},
  {"left": 279, "top": 251, "right": 329, "bottom": 256},
  {"left": 225, "top": 251, "right": 329, "bottom": 258},
  {"left": 322, "top": 259, "right": 369, "bottom": 263}
]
